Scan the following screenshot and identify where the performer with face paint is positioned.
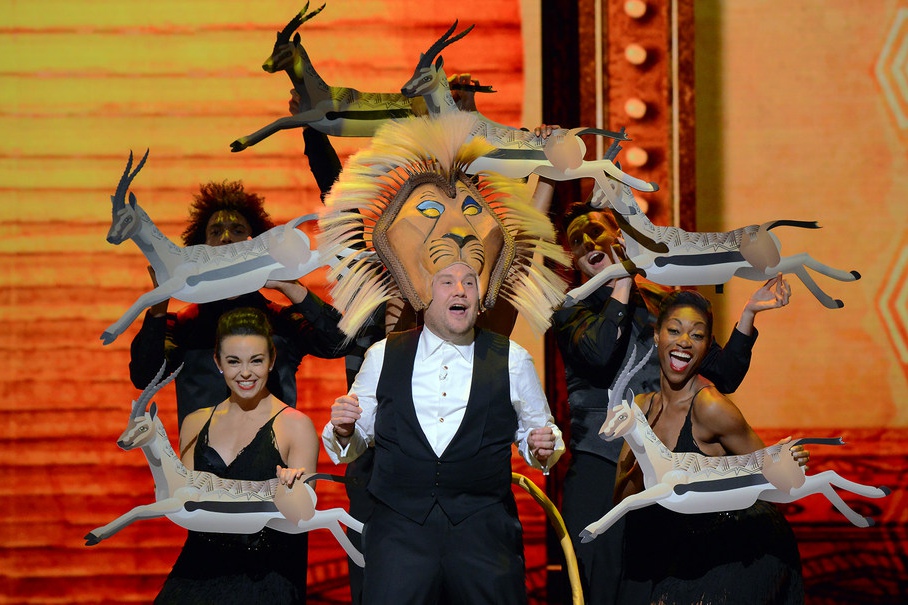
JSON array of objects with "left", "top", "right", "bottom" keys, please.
[
  {"left": 127, "top": 181, "right": 354, "bottom": 428},
  {"left": 319, "top": 112, "right": 570, "bottom": 604},
  {"left": 552, "top": 200, "right": 791, "bottom": 604}
]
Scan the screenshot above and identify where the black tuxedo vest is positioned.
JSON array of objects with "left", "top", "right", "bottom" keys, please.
[{"left": 369, "top": 328, "right": 517, "bottom": 524}]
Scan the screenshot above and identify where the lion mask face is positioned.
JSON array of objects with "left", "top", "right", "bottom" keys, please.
[{"left": 373, "top": 171, "right": 513, "bottom": 311}]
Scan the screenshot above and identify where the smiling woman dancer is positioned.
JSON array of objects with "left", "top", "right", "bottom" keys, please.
[
  {"left": 616, "top": 290, "right": 807, "bottom": 605},
  {"left": 155, "top": 307, "right": 319, "bottom": 604}
]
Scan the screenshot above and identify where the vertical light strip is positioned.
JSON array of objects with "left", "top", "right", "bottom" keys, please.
[
  {"left": 671, "top": 0, "right": 681, "bottom": 227},
  {"left": 520, "top": 0, "right": 543, "bottom": 129},
  {"left": 595, "top": 0, "right": 604, "bottom": 158}
]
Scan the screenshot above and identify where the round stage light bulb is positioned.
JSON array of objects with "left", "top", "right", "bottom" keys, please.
[
  {"left": 624, "top": 43, "right": 648, "bottom": 66},
  {"left": 625, "top": 98, "right": 647, "bottom": 119},
  {"left": 625, "top": 1, "right": 647, "bottom": 19},
  {"left": 625, "top": 146, "right": 649, "bottom": 167}
]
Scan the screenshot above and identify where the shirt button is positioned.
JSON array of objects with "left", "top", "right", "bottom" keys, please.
[{"left": 439, "top": 417, "right": 445, "bottom": 422}]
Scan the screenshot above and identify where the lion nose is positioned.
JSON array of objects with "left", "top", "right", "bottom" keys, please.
[{"left": 443, "top": 233, "right": 477, "bottom": 249}]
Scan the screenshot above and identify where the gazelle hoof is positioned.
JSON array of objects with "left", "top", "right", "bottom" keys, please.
[
  {"left": 100, "top": 332, "right": 116, "bottom": 346},
  {"left": 229, "top": 140, "right": 248, "bottom": 153},
  {"left": 579, "top": 529, "right": 596, "bottom": 544},
  {"left": 84, "top": 532, "right": 101, "bottom": 546}
]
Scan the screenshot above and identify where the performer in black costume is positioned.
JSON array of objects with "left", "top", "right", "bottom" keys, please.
[
  {"left": 552, "top": 201, "right": 791, "bottom": 604},
  {"left": 155, "top": 307, "right": 320, "bottom": 604},
  {"left": 128, "top": 179, "right": 352, "bottom": 428},
  {"left": 615, "top": 290, "right": 805, "bottom": 605}
]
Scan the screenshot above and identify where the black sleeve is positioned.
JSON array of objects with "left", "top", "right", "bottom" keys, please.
[
  {"left": 302, "top": 127, "right": 342, "bottom": 201},
  {"left": 698, "top": 325, "right": 758, "bottom": 394},
  {"left": 281, "top": 290, "right": 357, "bottom": 359},
  {"left": 128, "top": 311, "right": 179, "bottom": 389},
  {"left": 553, "top": 287, "right": 632, "bottom": 369}
]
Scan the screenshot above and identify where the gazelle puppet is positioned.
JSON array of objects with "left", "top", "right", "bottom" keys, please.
[
  {"left": 398, "top": 22, "right": 661, "bottom": 198},
  {"left": 85, "top": 363, "right": 365, "bottom": 567},
  {"left": 563, "top": 143, "right": 861, "bottom": 309},
  {"left": 230, "top": 2, "right": 417, "bottom": 151},
  {"left": 103, "top": 149, "right": 349, "bottom": 345},
  {"left": 580, "top": 345, "right": 889, "bottom": 543},
  {"left": 230, "top": 4, "right": 499, "bottom": 152}
]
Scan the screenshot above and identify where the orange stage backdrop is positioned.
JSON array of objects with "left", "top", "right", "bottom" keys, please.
[
  {"left": 2, "top": 1, "right": 907, "bottom": 604},
  {"left": 0, "top": 1, "right": 540, "bottom": 602}
]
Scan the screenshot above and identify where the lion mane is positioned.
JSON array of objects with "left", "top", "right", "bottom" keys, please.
[{"left": 318, "top": 111, "right": 569, "bottom": 339}]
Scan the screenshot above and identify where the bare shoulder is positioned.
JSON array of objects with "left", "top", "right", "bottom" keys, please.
[
  {"left": 275, "top": 404, "right": 317, "bottom": 435},
  {"left": 180, "top": 406, "right": 214, "bottom": 441},
  {"left": 692, "top": 383, "right": 749, "bottom": 434}
]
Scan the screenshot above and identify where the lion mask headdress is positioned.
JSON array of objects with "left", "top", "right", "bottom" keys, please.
[{"left": 319, "top": 111, "right": 569, "bottom": 339}]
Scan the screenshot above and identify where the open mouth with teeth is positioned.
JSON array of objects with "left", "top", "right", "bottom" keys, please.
[
  {"left": 585, "top": 251, "right": 606, "bottom": 265},
  {"left": 668, "top": 351, "right": 692, "bottom": 372},
  {"left": 237, "top": 380, "right": 257, "bottom": 390},
  {"left": 449, "top": 302, "right": 468, "bottom": 315}
]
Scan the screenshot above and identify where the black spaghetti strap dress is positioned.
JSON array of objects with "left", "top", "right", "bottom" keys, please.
[
  {"left": 619, "top": 393, "right": 804, "bottom": 605},
  {"left": 155, "top": 407, "right": 309, "bottom": 604}
]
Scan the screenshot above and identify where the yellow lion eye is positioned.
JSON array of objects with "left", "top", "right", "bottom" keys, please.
[
  {"left": 462, "top": 197, "right": 482, "bottom": 216},
  {"left": 417, "top": 200, "right": 444, "bottom": 218}
]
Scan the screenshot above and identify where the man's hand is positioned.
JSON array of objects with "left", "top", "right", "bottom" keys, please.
[
  {"left": 331, "top": 394, "right": 362, "bottom": 441},
  {"left": 528, "top": 427, "right": 557, "bottom": 465}
]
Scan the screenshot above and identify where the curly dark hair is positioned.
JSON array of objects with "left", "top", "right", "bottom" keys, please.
[
  {"left": 181, "top": 180, "right": 274, "bottom": 245},
  {"left": 656, "top": 289, "right": 713, "bottom": 338}
]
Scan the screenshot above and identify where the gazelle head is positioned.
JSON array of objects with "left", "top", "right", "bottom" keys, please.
[
  {"left": 599, "top": 345, "right": 654, "bottom": 441},
  {"left": 117, "top": 362, "right": 181, "bottom": 451},
  {"left": 262, "top": 2, "right": 326, "bottom": 75},
  {"left": 400, "top": 21, "right": 474, "bottom": 101},
  {"left": 106, "top": 149, "right": 148, "bottom": 245}
]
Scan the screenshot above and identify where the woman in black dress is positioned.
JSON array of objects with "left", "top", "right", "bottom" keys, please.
[
  {"left": 156, "top": 307, "right": 320, "bottom": 604},
  {"left": 616, "top": 291, "right": 806, "bottom": 605}
]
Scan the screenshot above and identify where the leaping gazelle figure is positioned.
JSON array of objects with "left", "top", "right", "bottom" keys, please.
[
  {"left": 84, "top": 363, "right": 365, "bottom": 567},
  {"left": 563, "top": 152, "right": 861, "bottom": 308},
  {"left": 230, "top": 2, "right": 419, "bottom": 150},
  {"left": 398, "top": 22, "right": 659, "bottom": 197},
  {"left": 580, "top": 346, "right": 889, "bottom": 543},
  {"left": 103, "top": 149, "right": 348, "bottom": 344}
]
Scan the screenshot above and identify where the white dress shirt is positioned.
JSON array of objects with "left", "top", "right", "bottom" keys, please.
[{"left": 322, "top": 326, "right": 564, "bottom": 472}]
